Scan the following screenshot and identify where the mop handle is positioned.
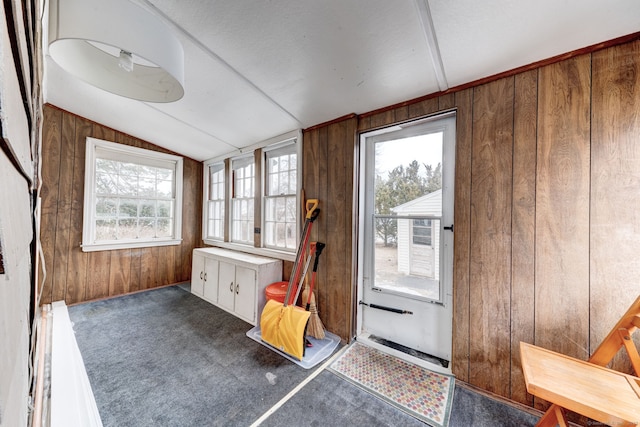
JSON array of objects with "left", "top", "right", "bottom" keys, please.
[{"left": 305, "top": 242, "right": 325, "bottom": 309}]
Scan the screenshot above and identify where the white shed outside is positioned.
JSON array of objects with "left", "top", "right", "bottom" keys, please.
[{"left": 391, "top": 189, "right": 441, "bottom": 279}]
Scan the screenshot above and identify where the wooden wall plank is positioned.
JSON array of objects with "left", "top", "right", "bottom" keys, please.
[
  {"left": 468, "top": 77, "right": 514, "bottom": 396},
  {"left": 510, "top": 69, "right": 538, "bottom": 404},
  {"left": 65, "top": 117, "right": 92, "bottom": 304},
  {"left": 41, "top": 105, "right": 201, "bottom": 304},
  {"left": 312, "top": 126, "right": 330, "bottom": 329},
  {"left": 87, "top": 250, "right": 111, "bottom": 300},
  {"left": 451, "top": 88, "right": 473, "bottom": 382},
  {"left": 590, "top": 40, "right": 640, "bottom": 374},
  {"left": 439, "top": 93, "right": 456, "bottom": 111},
  {"left": 129, "top": 248, "right": 142, "bottom": 293},
  {"left": 51, "top": 112, "right": 75, "bottom": 302},
  {"left": 180, "top": 156, "right": 202, "bottom": 279},
  {"left": 368, "top": 110, "right": 396, "bottom": 129},
  {"left": 535, "top": 56, "right": 591, "bottom": 362},
  {"left": 408, "top": 97, "right": 439, "bottom": 120},
  {"left": 39, "top": 106, "right": 62, "bottom": 304},
  {"left": 141, "top": 247, "right": 158, "bottom": 289},
  {"left": 325, "top": 118, "right": 356, "bottom": 340}
]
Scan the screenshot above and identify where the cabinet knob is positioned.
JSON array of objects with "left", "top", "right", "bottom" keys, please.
[
  {"left": 236, "top": 283, "right": 240, "bottom": 295},
  {"left": 200, "top": 271, "right": 203, "bottom": 280},
  {"left": 230, "top": 282, "right": 234, "bottom": 292},
  {"left": 204, "top": 272, "right": 207, "bottom": 281}
]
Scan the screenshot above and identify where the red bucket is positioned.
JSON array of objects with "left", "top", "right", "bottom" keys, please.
[{"left": 265, "top": 281, "right": 296, "bottom": 304}]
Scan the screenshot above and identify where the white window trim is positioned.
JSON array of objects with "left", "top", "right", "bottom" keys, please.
[
  {"left": 201, "top": 129, "right": 302, "bottom": 262},
  {"left": 230, "top": 154, "right": 255, "bottom": 244},
  {"left": 263, "top": 140, "right": 298, "bottom": 251},
  {"left": 203, "top": 161, "right": 225, "bottom": 240},
  {"left": 81, "top": 137, "right": 183, "bottom": 252}
]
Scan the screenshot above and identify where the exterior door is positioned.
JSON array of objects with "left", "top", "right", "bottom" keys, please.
[{"left": 356, "top": 112, "right": 455, "bottom": 370}]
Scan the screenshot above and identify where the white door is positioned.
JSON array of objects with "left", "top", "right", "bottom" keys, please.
[
  {"left": 357, "top": 112, "right": 455, "bottom": 371},
  {"left": 191, "top": 252, "right": 205, "bottom": 296},
  {"left": 234, "top": 266, "right": 256, "bottom": 323},
  {"left": 202, "top": 258, "right": 219, "bottom": 303},
  {"left": 218, "top": 261, "right": 235, "bottom": 313}
]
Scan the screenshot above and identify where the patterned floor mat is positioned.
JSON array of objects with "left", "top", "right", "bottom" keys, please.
[{"left": 329, "top": 341, "right": 454, "bottom": 427}]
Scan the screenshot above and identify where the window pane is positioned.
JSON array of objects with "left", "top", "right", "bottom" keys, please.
[
  {"left": 139, "top": 200, "right": 156, "bottom": 217},
  {"left": 138, "top": 165, "right": 155, "bottom": 179},
  {"left": 118, "top": 200, "right": 138, "bottom": 218},
  {"left": 95, "top": 219, "right": 117, "bottom": 241},
  {"left": 157, "top": 200, "right": 172, "bottom": 218},
  {"left": 138, "top": 219, "right": 156, "bottom": 239},
  {"left": 96, "top": 172, "right": 117, "bottom": 195},
  {"left": 139, "top": 178, "right": 155, "bottom": 197},
  {"left": 119, "top": 162, "right": 138, "bottom": 176},
  {"left": 286, "top": 197, "right": 296, "bottom": 221},
  {"left": 96, "top": 158, "right": 118, "bottom": 175},
  {"left": 96, "top": 197, "right": 117, "bottom": 217},
  {"left": 157, "top": 218, "right": 172, "bottom": 237},
  {"left": 118, "top": 175, "right": 138, "bottom": 196},
  {"left": 118, "top": 218, "right": 137, "bottom": 239},
  {"left": 157, "top": 180, "right": 172, "bottom": 198}
]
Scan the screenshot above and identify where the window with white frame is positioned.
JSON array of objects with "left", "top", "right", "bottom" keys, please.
[
  {"left": 231, "top": 156, "right": 255, "bottom": 244},
  {"left": 205, "top": 162, "right": 225, "bottom": 240},
  {"left": 202, "top": 130, "right": 301, "bottom": 257},
  {"left": 264, "top": 143, "right": 297, "bottom": 250},
  {"left": 82, "top": 137, "right": 183, "bottom": 252}
]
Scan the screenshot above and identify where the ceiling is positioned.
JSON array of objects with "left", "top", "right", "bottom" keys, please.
[{"left": 43, "top": 0, "right": 640, "bottom": 162}]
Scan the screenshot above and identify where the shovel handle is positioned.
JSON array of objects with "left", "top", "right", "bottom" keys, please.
[{"left": 306, "top": 199, "right": 319, "bottom": 219}]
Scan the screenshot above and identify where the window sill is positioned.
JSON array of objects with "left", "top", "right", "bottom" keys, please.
[
  {"left": 202, "top": 240, "right": 297, "bottom": 262},
  {"left": 81, "top": 239, "right": 182, "bottom": 252}
]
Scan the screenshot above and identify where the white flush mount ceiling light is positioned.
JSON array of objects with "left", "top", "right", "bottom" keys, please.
[{"left": 48, "top": 0, "right": 184, "bottom": 103}]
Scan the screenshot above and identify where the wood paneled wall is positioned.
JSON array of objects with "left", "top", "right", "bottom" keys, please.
[
  {"left": 38, "top": 39, "right": 640, "bottom": 411},
  {"left": 301, "top": 116, "right": 358, "bottom": 342},
  {"left": 40, "top": 105, "right": 203, "bottom": 305},
  {"left": 311, "top": 39, "right": 640, "bottom": 407}
]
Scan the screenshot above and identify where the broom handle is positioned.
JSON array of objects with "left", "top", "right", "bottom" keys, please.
[
  {"left": 284, "top": 204, "right": 319, "bottom": 306},
  {"left": 305, "top": 242, "right": 325, "bottom": 310},
  {"left": 293, "top": 243, "right": 316, "bottom": 304}
]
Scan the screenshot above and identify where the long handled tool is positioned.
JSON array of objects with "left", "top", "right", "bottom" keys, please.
[
  {"left": 261, "top": 200, "right": 319, "bottom": 360},
  {"left": 284, "top": 200, "right": 318, "bottom": 304},
  {"left": 303, "top": 242, "right": 326, "bottom": 339},
  {"left": 292, "top": 242, "right": 317, "bottom": 305}
]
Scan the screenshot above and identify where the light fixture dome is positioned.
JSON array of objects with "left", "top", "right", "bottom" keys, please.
[{"left": 48, "top": 0, "right": 184, "bottom": 103}]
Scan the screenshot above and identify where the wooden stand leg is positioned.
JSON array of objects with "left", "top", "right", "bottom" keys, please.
[{"left": 536, "top": 404, "right": 568, "bottom": 427}]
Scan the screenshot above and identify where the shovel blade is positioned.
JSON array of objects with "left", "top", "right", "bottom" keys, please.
[{"left": 260, "top": 299, "right": 310, "bottom": 360}]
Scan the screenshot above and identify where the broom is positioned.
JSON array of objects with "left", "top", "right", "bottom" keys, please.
[{"left": 302, "top": 242, "right": 325, "bottom": 339}]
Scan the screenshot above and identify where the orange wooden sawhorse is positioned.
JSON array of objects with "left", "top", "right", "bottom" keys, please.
[{"left": 521, "top": 295, "right": 640, "bottom": 427}]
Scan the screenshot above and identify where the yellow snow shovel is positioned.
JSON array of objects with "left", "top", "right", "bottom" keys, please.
[
  {"left": 260, "top": 300, "right": 310, "bottom": 360},
  {"left": 260, "top": 201, "right": 319, "bottom": 360}
]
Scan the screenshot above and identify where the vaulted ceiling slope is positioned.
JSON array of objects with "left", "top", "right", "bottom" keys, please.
[{"left": 43, "top": 0, "right": 640, "bottom": 161}]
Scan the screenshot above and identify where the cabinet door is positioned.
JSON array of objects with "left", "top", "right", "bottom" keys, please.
[
  {"left": 191, "top": 252, "right": 205, "bottom": 296},
  {"left": 202, "top": 258, "right": 219, "bottom": 303},
  {"left": 217, "top": 261, "right": 236, "bottom": 312},
  {"left": 234, "top": 266, "right": 257, "bottom": 324}
]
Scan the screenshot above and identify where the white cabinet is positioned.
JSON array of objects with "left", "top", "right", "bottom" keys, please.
[
  {"left": 191, "top": 248, "right": 282, "bottom": 325},
  {"left": 191, "top": 251, "right": 220, "bottom": 304}
]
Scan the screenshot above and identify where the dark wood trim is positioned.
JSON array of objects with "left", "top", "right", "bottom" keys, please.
[{"left": 303, "top": 113, "right": 358, "bottom": 133}]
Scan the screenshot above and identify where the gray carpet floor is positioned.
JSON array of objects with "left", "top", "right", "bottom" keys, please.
[{"left": 68, "top": 285, "right": 540, "bottom": 426}]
